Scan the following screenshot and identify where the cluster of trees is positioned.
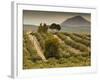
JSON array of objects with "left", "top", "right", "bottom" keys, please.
[
  {"left": 37, "top": 23, "right": 61, "bottom": 33},
  {"left": 49, "top": 23, "right": 61, "bottom": 31},
  {"left": 37, "top": 23, "right": 48, "bottom": 33}
]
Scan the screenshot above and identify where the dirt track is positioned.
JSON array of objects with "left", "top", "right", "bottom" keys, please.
[{"left": 28, "top": 34, "right": 47, "bottom": 62}]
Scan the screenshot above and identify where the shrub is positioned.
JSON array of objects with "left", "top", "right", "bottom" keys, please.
[{"left": 44, "top": 37, "right": 61, "bottom": 59}]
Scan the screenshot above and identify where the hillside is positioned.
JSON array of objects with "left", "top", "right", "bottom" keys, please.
[
  {"left": 61, "top": 16, "right": 90, "bottom": 27},
  {"left": 23, "top": 32, "right": 91, "bottom": 69}
]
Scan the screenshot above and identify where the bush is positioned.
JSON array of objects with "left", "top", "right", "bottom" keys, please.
[{"left": 44, "top": 37, "right": 61, "bottom": 59}]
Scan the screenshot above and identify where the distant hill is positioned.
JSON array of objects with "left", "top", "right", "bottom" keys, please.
[
  {"left": 61, "top": 16, "right": 90, "bottom": 27},
  {"left": 23, "top": 24, "right": 38, "bottom": 32}
]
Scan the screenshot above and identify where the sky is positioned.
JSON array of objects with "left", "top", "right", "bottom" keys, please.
[{"left": 23, "top": 10, "right": 91, "bottom": 25}]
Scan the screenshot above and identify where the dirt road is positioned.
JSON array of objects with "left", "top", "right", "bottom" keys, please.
[{"left": 28, "top": 34, "right": 47, "bottom": 62}]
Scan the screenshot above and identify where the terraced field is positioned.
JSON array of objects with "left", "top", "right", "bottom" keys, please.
[{"left": 23, "top": 32, "right": 91, "bottom": 69}]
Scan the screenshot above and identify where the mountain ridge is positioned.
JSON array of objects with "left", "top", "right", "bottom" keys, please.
[{"left": 61, "top": 15, "right": 90, "bottom": 27}]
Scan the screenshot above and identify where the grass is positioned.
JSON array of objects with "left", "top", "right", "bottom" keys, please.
[{"left": 24, "top": 55, "right": 90, "bottom": 69}]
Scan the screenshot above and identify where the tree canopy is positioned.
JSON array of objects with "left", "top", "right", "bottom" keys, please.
[
  {"left": 37, "top": 23, "right": 48, "bottom": 33},
  {"left": 49, "top": 23, "right": 61, "bottom": 31}
]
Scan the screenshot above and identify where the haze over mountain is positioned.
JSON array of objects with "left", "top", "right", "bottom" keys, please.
[{"left": 61, "top": 16, "right": 90, "bottom": 27}]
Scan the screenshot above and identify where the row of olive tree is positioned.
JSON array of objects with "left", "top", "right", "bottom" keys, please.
[{"left": 37, "top": 23, "right": 61, "bottom": 33}]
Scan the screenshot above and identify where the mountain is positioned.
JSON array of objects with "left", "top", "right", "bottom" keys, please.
[{"left": 61, "top": 16, "right": 90, "bottom": 27}]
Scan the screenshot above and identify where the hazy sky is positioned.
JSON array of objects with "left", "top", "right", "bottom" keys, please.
[{"left": 23, "top": 10, "right": 91, "bottom": 25}]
